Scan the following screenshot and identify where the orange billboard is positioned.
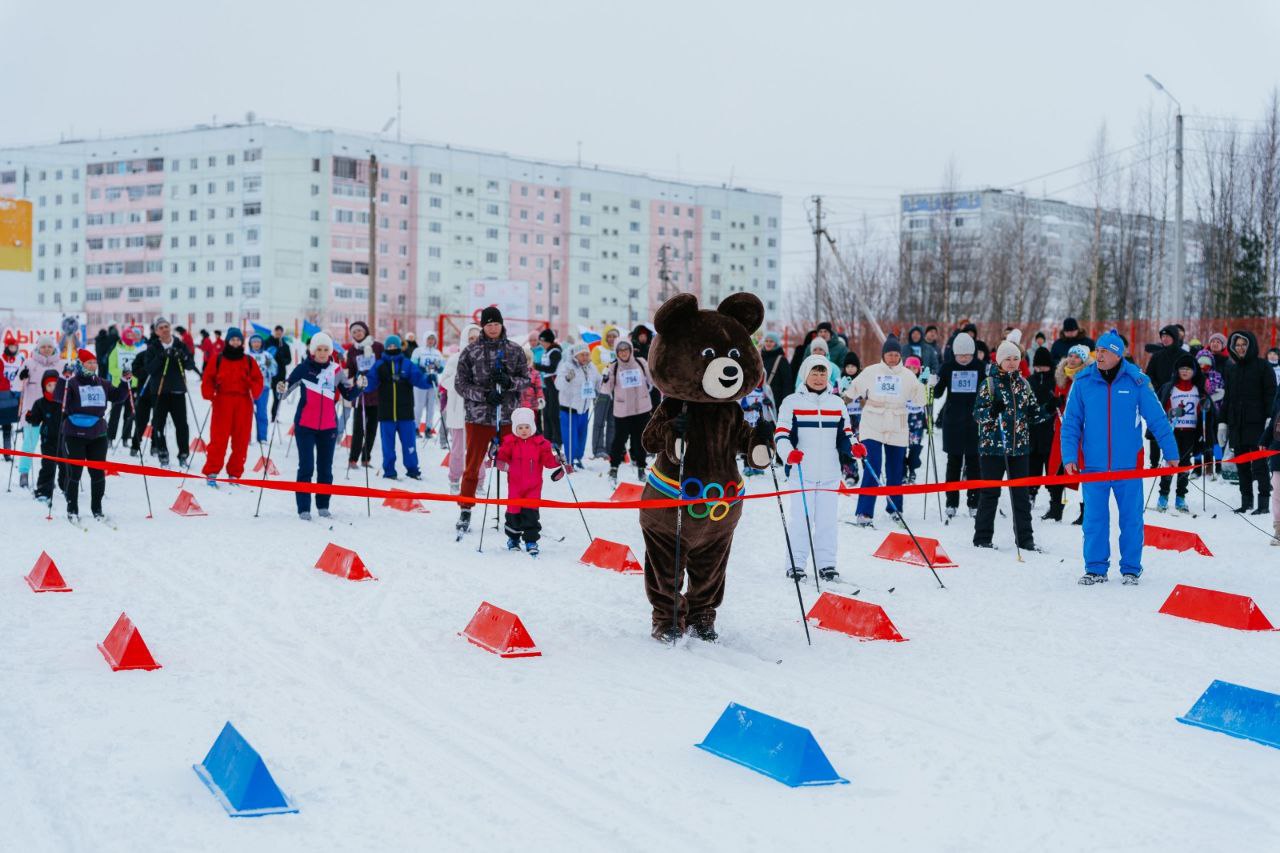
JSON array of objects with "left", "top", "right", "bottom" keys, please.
[{"left": 0, "top": 197, "right": 33, "bottom": 272}]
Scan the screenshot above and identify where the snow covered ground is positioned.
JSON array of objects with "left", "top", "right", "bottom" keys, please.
[{"left": 3, "top": 395, "right": 1280, "bottom": 852}]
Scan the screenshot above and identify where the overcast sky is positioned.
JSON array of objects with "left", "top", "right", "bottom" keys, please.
[{"left": 4, "top": 0, "right": 1279, "bottom": 298}]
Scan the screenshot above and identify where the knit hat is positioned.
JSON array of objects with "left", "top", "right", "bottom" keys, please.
[
  {"left": 904, "top": 356, "right": 922, "bottom": 372},
  {"left": 881, "top": 335, "right": 902, "bottom": 357},
  {"left": 1005, "top": 328, "right": 1023, "bottom": 347},
  {"left": 816, "top": 321, "right": 834, "bottom": 335},
  {"left": 995, "top": 340, "right": 1021, "bottom": 363},
  {"left": 1159, "top": 324, "right": 1180, "bottom": 340},
  {"left": 479, "top": 306, "right": 504, "bottom": 326},
  {"left": 1062, "top": 317, "right": 1079, "bottom": 332},
  {"left": 1174, "top": 352, "right": 1196, "bottom": 373},
  {"left": 809, "top": 336, "right": 829, "bottom": 354},
  {"left": 795, "top": 354, "right": 831, "bottom": 392},
  {"left": 538, "top": 328, "right": 556, "bottom": 344},
  {"left": 154, "top": 315, "right": 170, "bottom": 328},
  {"left": 1208, "top": 332, "right": 1228, "bottom": 349},
  {"left": 765, "top": 331, "right": 782, "bottom": 346},
  {"left": 77, "top": 348, "right": 96, "bottom": 364},
  {"left": 41, "top": 368, "right": 59, "bottom": 390},
  {"left": 1096, "top": 328, "right": 1126, "bottom": 357},
  {"left": 842, "top": 350, "right": 862, "bottom": 369},
  {"left": 952, "top": 333, "right": 976, "bottom": 357},
  {"left": 615, "top": 339, "right": 632, "bottom": 353},
  {"left": 1033, "top": 346, "right": 1054, "bottom": 368},
  {"left": 1196, "top": 349, "right": 1214, "bottom": 366},
  {"left": 121, "top": 327, "right": 139, "bottom": 346},
  {"left": 309, "top": 332, "right": 334, "bottom": 354},
  {"left": 384, "top": 334, "right": 402, "bottom": 350},
  {"left": 225, "top": 327, "right": 243, "bottom": 343},
  {"left": 349, "top": 320, "right": 370, "bottom": 336},
  {"left": 35, "top": 333, "right": 55, "bottom": 350},
  {"left": 1068, "top": 344, "right": 1091, "bottom": 362},
  {"left": 511, "top": 407, "right": 536, "bottom": 430}
]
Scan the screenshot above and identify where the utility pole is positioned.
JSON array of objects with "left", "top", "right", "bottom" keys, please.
[
  {"left": 658, "top": 244, "right": 672, "bottom": 300},
  {"left": 368, "top": 153, "right": 378, "bottom": 333},
  {"left": 812, "top": 195, "right": 824, "bottom": 319},
  {"left": 546, "top": 255, "right": 554, "bottom": 324},
  {"left": 1173, "top": 109, "right": 1184, "bottom": 320}
]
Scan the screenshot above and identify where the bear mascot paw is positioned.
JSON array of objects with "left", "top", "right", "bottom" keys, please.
[{"left": 639, "top": 293, "right": 774, "bottom": 643}]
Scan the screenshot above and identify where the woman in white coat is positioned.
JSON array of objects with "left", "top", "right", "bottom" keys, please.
[
  {"left": 774, "top": 354, "right": 854, "bottom": 582},
  {"left": 846, "top": 335, "right": 926, "bottom": 525},
  {"left": 440, "top": 324, "right": 480, "bottom": 493}
]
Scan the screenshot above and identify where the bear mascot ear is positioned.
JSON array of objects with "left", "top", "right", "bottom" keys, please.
[
  {"left": 717, "top": 293, "right": 764, "bottom": 335},
  {"left": 654, "top": 293, "right": 700, "bottom": 336}
]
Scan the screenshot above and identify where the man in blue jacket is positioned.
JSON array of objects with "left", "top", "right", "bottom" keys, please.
[{"left": 1060, "top": 329, "right": 1179, "bottom": 585}]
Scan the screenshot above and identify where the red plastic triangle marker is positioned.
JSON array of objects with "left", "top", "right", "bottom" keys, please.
[
  {"left": 25, "top": 551, "right": 72, "bottom": 593},
  {"left": 579, "top": 538, "right": 643, "bottom": 574},
  {"left": 170, "top": 490, "right": 208, "bottom": 517},
  {"left": 98, "top": 613, "right": 162, "bottom": 671},
  {"left": 460, "top": 601, "right": 541, "bottom": 658},
  {"left": 314, "top": 543, "right": 376, "bottom": 581}
]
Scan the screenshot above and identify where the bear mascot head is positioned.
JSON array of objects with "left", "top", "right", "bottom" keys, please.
[{"left": 648, "top": 293, "right": 765, "bottom": 404}]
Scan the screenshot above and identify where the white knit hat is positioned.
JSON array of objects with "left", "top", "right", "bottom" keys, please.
[
  {"left": 309, "top": 332, "right": 333, "bottom": 353},
  {"left": 953, "top": 332, "right": 975, "bottom": 357},
  {"left": 511, "top": 407, "right": 536, "bottom": 429},
  {"left": 996, "top": 340, "right": 1022, "bottom": 363}
]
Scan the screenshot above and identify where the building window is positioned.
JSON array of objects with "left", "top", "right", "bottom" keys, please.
[
  {"left": 244, "top": 148, "right": 262, "bottom": 162},
  {"left": 243, "top": 202, "right": 261, "bottom": 216}
]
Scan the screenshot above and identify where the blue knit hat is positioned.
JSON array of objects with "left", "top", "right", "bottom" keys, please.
[
  {"left": 1096, "top": 328, "right": 1125, "bottom": 357},
  {"left": 225, "top": 326, "right": 243, "bottom": 343},
  {"left": 384, "top": 334, "right": 402, "bottom": 349}
]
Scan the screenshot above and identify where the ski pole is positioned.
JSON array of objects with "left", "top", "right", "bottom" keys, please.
[
  {"left": 796, "top": 462, "right": 822, "bottom": 593},
  {"left": 669, "top": 402, "right": 689, "bottom": 641},
  {"left": 5, "top": 427, "right": 15, "bottom": 492},
  {"left": 51, "top": 376, "right": 73, "bottom": 521},
  {"left": 361, "top": 393, "right": 371, "bottom": 517},
  {"left": 254, "top": 381, "right": 298, "bottom": 518},
  {"left": 769, "top": 461, "right": 812, "bottom": 646},
  {"left": 555, "top": 444, "right": 593, "bottom": 542},
  {"left": 125, "top": 383, "right": 153, "bottom": 518},
  {"left": 476, "top": 403, "right": 503, "bottom": 551},
  {"left": 863, "top": 460, "right": 946, "bottom": 589}
]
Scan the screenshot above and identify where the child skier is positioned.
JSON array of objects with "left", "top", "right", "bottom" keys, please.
[
  {"left": 278, "top": 332, "right": 364, "bottom": 520},
  {"left": 972, "top": 338, "right": 1048, "bottom": 551},
  {"left": 1195, "top": 348, "right": 1226, "bottom": 479},
  {"left": 774, "top": 355, "right": 855, "bottom": 581},
  {"left": 16, "top": 334, "right": 64, "bottom": 488},
  {"left": 837, "top": 351, "right": 862, "bottom": 485},
  {"left": 410, "top": 331, "right": 445, "bottom": 438},
  {"left": 1026, "top": 346, "right": 1058, "bottom": 511},
  {"left": 934, "top": 332, "right": 982, "bottom": 519},
  {"left": 23, "top": 370, "right": 65, "bottom": 504},
  {"left": 55, "top": 350, "right": 131, "bottom": 524},
  {"left": 903, "top": 355, "right": 927, "bottom": 484},
  {"left": 247, "top": 334, "right": 275, "bottom": 444},
  {"left": 1156, "top": 353, "right": 1209, "bottom": 512},
  {"left": 554, "top": 343, "right": 600, "bottom": 469},
  {"left": 201, "top": 328, "right": 264, "bottom": 485},
  {"left": 495, "top": 407, "right": 563, "bottom": 556},
  {"left": 363, "top": 334, "right": 433, "bottom": 480},
  {"left": 0, "top": 332, "right": 24, "bottom": 451}
]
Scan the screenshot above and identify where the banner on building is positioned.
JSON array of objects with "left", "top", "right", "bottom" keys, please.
[
  {"left": 0, "top": 311, "right": 87, "bottom": 358},
  {"left": 0, "top": 198, "right": 33, "bottom": 272}
]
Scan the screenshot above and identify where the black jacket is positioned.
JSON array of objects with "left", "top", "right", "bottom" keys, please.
[
  {"left": 1144, "top": 332, "right": 1185, "bottom": 392},
  {"left": 1224, "top": 330, "right": 1278, "bottom": 448},
  {"left": 1027, "top": 369, "right": 1057, "bottom": 456},
  {"left": 143, "top": 337, "right": 196, "bottom": 397},
  {"left": 267, "top": 334, "right": 292, "bottom": 382},
  {"left": 1264, "top": 387, "right": 1280, "bottom": 473},
  {"left": 1049, "top": 332, "right": 1096, "bottom": 365},
  {"left": 24, "top": 395, "right": 62, "bottom": 451},
  {"left": 934, "top": 355, "right": 982, "bottom": 455},
  {"left": 760, "top": 347, "right": 793, "bottom": 409}
]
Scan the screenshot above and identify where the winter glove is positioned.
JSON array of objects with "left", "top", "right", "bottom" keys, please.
[
  {"left": 851, "top": 442, "right": 868, "bottom": 459},
  {"left": 486, "top": 388, "right": 503, "bottom": 407},
  {"left": 355, "top": 375, "right": 368, "bottom": 388},
  {"left": 537, "top": 398, "right": 545, "bottom": 410},
  {"left": 276, "top": 381, "right": 287, "bottom": 394},
  {"left": 786, "top": 449, "right": 804, "bottom": 465},
  {"left": 17, "top": 366, "right": 27, "bottom": 380},
  {"left": 493, "top": 369, "right": 514, "bottom": 391},
  {"left": 1211, "top": 388, "right": 1224, "bottom": 403},
  {"left": 1217, "top": 423, "right": 1229, "bottom": 447},
  {"left": 671, "top": 409, "right": 689, "bottom": 437},
  {"left": 550, "top": 466, "right": 566, "bottom": 482}
]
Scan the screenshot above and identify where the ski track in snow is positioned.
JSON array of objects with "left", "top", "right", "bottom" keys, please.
[{"left": 3, "top": 394, "right": 1280, "bottom": 851}]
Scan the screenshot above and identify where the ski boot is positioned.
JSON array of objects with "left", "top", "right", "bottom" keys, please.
[
  {"left": 786, "top": 566, "right": 808, "bottom": 581},
  {"left": 852, "top": 514, "right": 874, "bottom": 528},
  {"left": 18, "top": 472, "right": 27, "bottom": 489},
  {"left": 448, "top": 481, "right": 461, "bottom": 495},
  {"left": 651, "top": 623, "right": 682, "bottom": 644},
  {"left": 1041, "top": 504, "right": 1063, "bottom": 522},
  {"left": 968, "top": 507, "right": 978, "bottom": 519},
  {"left": 1251, "top": 505, "right": 1269, "bottom": 516},
  {"left": 157, "top": 451, "right": 171, "bottom": 468},
  {"left": 505, "top": 537, "right": 521, "bottom": 551},
  {"left": 405, "top": 471, "right": 422, "bottom": 480},
  {"left": 1156, "top": 494, "right": 1168, "bottom": 512},
  {"left": 206, "top": 476, "right": 218, "bottom": 489},
  {"left": 1072, "top": 505, "right": 1084, "bottom": 526},
  {"left": 1174, "top": 496, "right": 1188, "bottom": 513},
  {"left": 636, "top": 464, "right": 646, "bottom": 482},
  {"left": 608, "top": 466, "right": 618, "bottom": 485},
  {"left": 1078, "top": 573, "right": 1107, "bottom": 585},
  {"left": 945, "top": 506, "right": 957, "bottom": 520},
  {"left": 456, "top": 509, "right": 472, "bottom": 534},
  {"left": 525, "top": 541, "right": 540, "bottom": 558},
  {"left": 318, "top": 508, "right": 332, "bottom": 519},
  {"left": 687, "top": 620, "right": 718, "bottom": 643},
  {"left": 178, "top": 453, "right": 190, "bottom": 470},
  {"left": 974, "top": 541, "right": 996, "bottom": 550},
  {"left": 67, "top": 512, "right": 81, "bottom": 526},
  {"left": 818, "top": 566, "right": 839, "bottom": 582},
  {"left": 298, "top": 511, "right": 311, "bottom": 521},
  {"left": 1121, "top": 574, "right": 1141, "bottom": 586}
]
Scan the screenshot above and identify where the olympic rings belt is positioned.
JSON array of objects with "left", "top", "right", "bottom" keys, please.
[{"left": 646, "top": 467, "right": 746, "bottom": 522}]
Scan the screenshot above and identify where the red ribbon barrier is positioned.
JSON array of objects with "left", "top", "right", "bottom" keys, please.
[{"left": 2, "top": 447, "right": 1275, "bottom": 512}]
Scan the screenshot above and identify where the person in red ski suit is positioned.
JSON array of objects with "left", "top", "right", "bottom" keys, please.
[
  {"left": 201, "top": 327, "right": 263, "bottom": 483},
  {"left": 494, "top": 406, "right": 562, "bottom": 555}
]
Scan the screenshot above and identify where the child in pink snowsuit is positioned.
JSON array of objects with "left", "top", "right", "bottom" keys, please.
[{"left": 495, "top": 406, "right": 562, "bottom": 556}]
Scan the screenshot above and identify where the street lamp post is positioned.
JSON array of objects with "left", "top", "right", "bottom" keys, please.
[{"left": 1146, "top": 73, "right": 1184, "bottom": 322}]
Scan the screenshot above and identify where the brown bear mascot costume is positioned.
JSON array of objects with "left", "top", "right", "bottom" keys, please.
[{"left": 640, "top": 293, "right": 774, "bottom": 643}]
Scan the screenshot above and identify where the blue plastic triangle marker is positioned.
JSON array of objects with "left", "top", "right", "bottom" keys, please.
[
  {"left": 1177, "top": 679, "right": 1280, "bottom": 750},
  {"left": 696, "top": 702, "right": 848, "bottom": 787},
  {"left": 193, "top": 722, "right": 299, "bottom": 817}
]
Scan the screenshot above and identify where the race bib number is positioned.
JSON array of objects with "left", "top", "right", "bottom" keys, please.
[
  {"left": 78, "top": 385, "right": 106, "bottom": 408},
  {"left": 118, "top": 351, "right": 138, "bottom": 374},
  {"left": 875, "top": 374, "right": 901, "bottom": 397},
  {"left": 3, "top": 362, "right": 20, "bottom": 383},
  {"left": 618, "top": 369, "right": 643, "bottom": 389},
  {"left": 356, "top": 354, "right": 375, "bottom": 372},
  {"left": 582, "top": 382, "right": 597, "bottom": 400},
  {"left": 951, "top": 370, "right": 978, "bottom": 394}
]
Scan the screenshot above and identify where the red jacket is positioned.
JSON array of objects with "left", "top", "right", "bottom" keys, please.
[
  {"left": 495, "top": 432, "right": 559, "bottom": 501},
  {"left": 201, "top": 351, "right": 264, "bottom": 402}
]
